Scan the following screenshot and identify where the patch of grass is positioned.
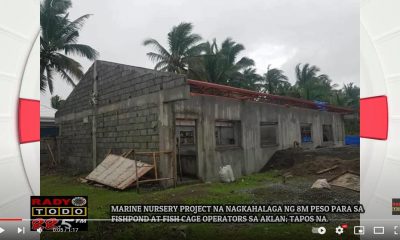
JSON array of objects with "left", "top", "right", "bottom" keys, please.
[
  {"left": 41, "top": 171, "right": 282, "bottom": 218},
  {"left": 41, "top": 172, "right": 360, "bottom": 239},
  {"left": 209, "top": 171, "right": 281, "bottom": 193}
]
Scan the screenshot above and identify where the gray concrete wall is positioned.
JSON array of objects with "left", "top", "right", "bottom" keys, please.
[
  {"left": 173, "top": 95, "right": 345, "bottom": 181},
  {"left": 56, "top": 61, "right": 189, "bottom": 176},
  {"left": 55, "top": 61, "right": 345, "bottom": 185}
]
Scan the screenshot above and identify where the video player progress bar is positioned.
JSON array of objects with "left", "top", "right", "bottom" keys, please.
[
  {"left": 0, "top": 218, "right": 23, "bottom": 221},
  {"left": 1, "top": 218, "right": 399, "bottom": 222}
]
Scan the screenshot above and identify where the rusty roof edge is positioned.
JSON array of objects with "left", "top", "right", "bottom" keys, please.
[{"left": 187, "top": 79, "right": 355, "bottom": 114}]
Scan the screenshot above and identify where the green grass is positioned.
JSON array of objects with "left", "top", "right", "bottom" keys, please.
[
  {"left": 40, "top": 172, "right": 358, "bottom": 240},
  {"left": 41, "top": 171, "right": 281, "bottom": 218}
]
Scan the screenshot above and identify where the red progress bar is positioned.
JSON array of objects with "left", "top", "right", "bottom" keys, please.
[{"left": 0, "top": 218, "right": 23, "bottom": 221}]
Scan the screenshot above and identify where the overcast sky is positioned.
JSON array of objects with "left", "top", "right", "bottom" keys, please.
[{"left": 41, "top": 0, "right": 360, "bottom": 107}]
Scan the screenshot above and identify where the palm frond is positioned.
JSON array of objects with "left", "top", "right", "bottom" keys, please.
[
  {"left": 154, "top": 60, "right": 169, "bottom": 71},
  {"left": 143, "top": 38, "right": 171, "bottom": 58},
  {"left": 235, "top": 57, "right": 254, "bottom": 69},
  {"left": 67, "top": 14, "right": 92, "bottom": 30},
  {"left": 53, "top": 53, "right": 84, "bottom": 79},
  {"left": 146, "top": 52, "right": 168, "bottom": 63},
  {"left": 64, "top": 43, "right": 98, "bottom": 60},
  {"left": 40, "top": 72, "right": 47, "bottom": 93},
  {"left": 58, "top": 68, "right": 77, "bottom": 87}
]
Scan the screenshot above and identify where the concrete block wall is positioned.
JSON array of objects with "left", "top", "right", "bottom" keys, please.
[
  {"left": 57, "top": 66, "right": 94, "bottom": 116},
  {"left": 56, "top": 61, "right": 188, "bottom": 173},
  {"left": 95, "top": 61, "right": 186, "bottom": 107},
  {"left": 58, "top": 118, "right": 92, "bottom": 172},
  {"left": 55, "top": 60, "right": 346, "bottom": 183},
  {"left": 95, "top": 103, "right": 159, "bottom": 164}
]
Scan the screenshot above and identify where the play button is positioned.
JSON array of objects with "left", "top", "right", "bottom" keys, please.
[{"left": 0, "top": 227, "right": 5, "bottom": 234}]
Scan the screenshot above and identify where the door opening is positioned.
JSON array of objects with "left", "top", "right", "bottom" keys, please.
[{"left": 175, "top": 119, "right": 198, "bottom": 182}]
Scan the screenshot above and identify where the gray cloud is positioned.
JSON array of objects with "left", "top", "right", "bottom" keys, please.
[{"left": 41, "top": 0, "right": 359, "bottom": 106}]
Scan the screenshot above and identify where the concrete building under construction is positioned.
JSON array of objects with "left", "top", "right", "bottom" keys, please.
[{"left": 55, "top": 60, "right": 352, "bottom": 183}]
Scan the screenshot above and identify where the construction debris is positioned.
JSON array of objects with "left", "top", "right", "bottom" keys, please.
[
  {"left": 86, "top": 154, "right": 153, "bottom": 190},
  {"left": 282, "top": 172, "right": 293, "bottom": 184},
  {"left": 79, "top": 178, "right": 88, "bottom": 183},
  {"left": 316, "top": 165, "right": 338, "bottom": 174},
  {"left": 219, "top": 165, "right": 235, "bottom": 183},
  {"left": 311, "top": 179, "right": 331, "bottom": 189},
  {"left": 329, "top": 171, "right": 360, "bottom": 192}
]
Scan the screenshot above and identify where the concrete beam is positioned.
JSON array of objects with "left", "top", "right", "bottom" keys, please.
[{"left": 56, "top": 85, "right": 190, "bottom": 123}]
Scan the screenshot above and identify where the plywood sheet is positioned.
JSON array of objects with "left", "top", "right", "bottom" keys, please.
[{"left": 86, "top": 154, "right": 153, "bottom": 190}]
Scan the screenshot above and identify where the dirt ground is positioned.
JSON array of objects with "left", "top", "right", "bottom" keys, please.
[
  {"left": 261, "top": 146, "right": 359, "bottom": 175},
  {"left": 41, "top": 146, "right": 360, "bottom": 240},
  {"left": 126, "top": 146, "right": 361, "bottom": 219},
  {"left": 256, "top": 146, "right": 360, "bottom": 219}
]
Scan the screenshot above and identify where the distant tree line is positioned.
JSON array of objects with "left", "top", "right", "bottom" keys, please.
[
  {"left": 144, "top": 22, "right": 360, "bottom": 111},
  {"left": 40, "top": 0, "right": 359, "bottom": 120}
]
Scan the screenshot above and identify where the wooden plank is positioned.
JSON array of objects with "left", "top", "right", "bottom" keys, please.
[
  {"left": 136, "top": 157, "right": 139, "bottom": 193},
  {"left": 123, "top": 149, "right": 134, "bottom": 158},
  {"left": 46, "top": 141, "right": 56, "bottom": 166},
  {"left": 316, "top": 165, "right": 338, "bottom": 174},
  {"left": 85, "top": 154, "right": 153, "bottom": 190},
  {"left": 153, "top": 152, "right": 158, "bottom": 179},
  {"left": 104, "top": 149, "right": 112, "bottom": 158},
  {"left": 134, "top": 151, "right": 172, "bottom": 155},
  {"left": 138, "top": 178, "right": 173, "bottom": 184}
]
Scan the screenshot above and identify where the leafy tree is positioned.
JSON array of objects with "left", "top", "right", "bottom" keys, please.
[
  {"left": 50, "top": 95, "right": 65, "bottom": 110},
  {"left": 41, "top": 0, "right": 98, "bottom": 94},
  {"left": 295, "top": 63, "right": 336, "bottom": 102},
  {"left": 143, "top": 22, "right": 204, "bottom": 74},
  {"left": 338, "top": 83, "right": 360, "bottom": 134},
  {"left": 191, "top": 38, "right": 254, "bottom": 85},
  {"left": 144, "top": 24, "right": 360, "bottom": 110},
  {"left": 332, "top": 82, "right": 360, "bottom": 108},
  {"left": 229, "top": 68, "right": 262, "bottom": 91},
  {"left": 342, "top": 82, "right": 360, "bottom": 108},
  {"left": 260, "top": 65, "right": 289, "bottom": 94},
  {"left": 332, "top": 89, "right": 346, "bottom": 106}
]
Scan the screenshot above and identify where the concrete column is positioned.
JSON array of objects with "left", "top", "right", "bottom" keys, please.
[
  {"left": 158, "top": 92, "right": 175, "bottom": 187},
  {"left": 91, "top": 61, "right": 98, "bottom": 170}
]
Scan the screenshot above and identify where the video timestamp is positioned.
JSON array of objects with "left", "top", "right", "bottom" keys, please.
[{"left": 52, "top": 226, "right": 80, "bottom": 232}]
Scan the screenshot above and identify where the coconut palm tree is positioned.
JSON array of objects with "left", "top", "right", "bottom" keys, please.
[
  {"left": 50, "top": 95, "right": 65, "bottom": 110},
  {"left": 220, "top": 38, "right": 255, "bottom": 85},
  {"left": 260, "top": 65, "right": 289, "bottom": 94},
  {"left": 143, "top": 22, "right": 204, "bottom": 74},
  {"left": 40, "top": 0, "right": 98, "bottom": 93},
  {"left": 295, "top": 63, "right": 336, "bottom": 101},
  {"left": 343, "top": 82, "right": 360, "bottom": 108},
  {"left": 191, "top": 38, "right": 255, "bottom": 85},
  {"left": 333, "top": 82, "right": 359, "bottom": 108},
  {"left": 229, "top": 68, "right": 262, "bottom": 91},
  {"left": 188, "top": 39, "right": 221, "bottom": 82}
]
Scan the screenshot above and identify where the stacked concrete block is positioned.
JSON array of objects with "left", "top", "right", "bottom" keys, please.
[{"left": 55, "top": 60, "right": 187, "bottom": 173}]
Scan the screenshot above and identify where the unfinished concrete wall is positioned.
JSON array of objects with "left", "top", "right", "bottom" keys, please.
[
  {"left": 56, "top": 61, "right": 189, "bottom": 176},
  {"left": 173, "top": 95, "right": 345, "bottom": 181},
  {"left": 56, "top": 60, "right": 346, "bottom": 185}
]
